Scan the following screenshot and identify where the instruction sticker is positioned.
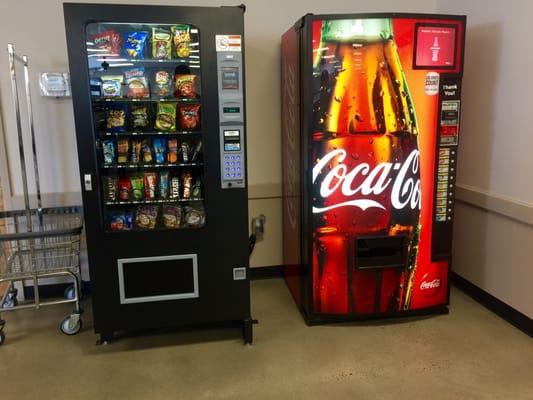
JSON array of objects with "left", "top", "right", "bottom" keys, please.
[{"left": 216, "top": 35, "right": 242, "bottom": 52}]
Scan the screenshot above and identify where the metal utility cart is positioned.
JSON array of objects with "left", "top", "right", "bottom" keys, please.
[{"left": 0, "top": 44, "right": 84, "bottom": 346}]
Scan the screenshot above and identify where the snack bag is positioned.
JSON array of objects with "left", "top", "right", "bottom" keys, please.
[
  {"left": 159, "top": 170, "right": 170, "bottom": 199},
  {"left": 174, "top": 74, "right": 196, "bottom": 98},
  {"left": 178, "top": 104, "right": 200, "bottom": 130},
  {"left": 130, "top": 175, "right": 144, "bottom": 201},
  {"left": 103, "top": 140, "right": 116, "bottom": 164},
  {"left": 171, "top": 25, "right": 191, "bottom": 58},
  {"left": 101, "top": 75, "right": 123, "bottom": 97},
  {"left": 155, "top": 102, "right": 177, "bottom": 131},
  {"left": 123, "top": 31, "right": 148, "bottom": 59},
  {"left": 102, "top": 175, "right": 118, "bottom": 202},
  {"left": 167, "top": 139, "right": 178, "bottom": 163},
  {"left": 125, "top": 68, "right": 149, "bottom": 98},
  {"left": 191, "top": 180, "right": 202, "bottom": 199},
  {"left": 106, "top": 104, "right": 127, "bottom": 132},
  {"left": 191, "top": 140, "right": 202, "bottom": 162},
  {"left": 117, "top": 139, "right": 129, "bottom": 163},
  {"left": 143, "top": 172, "right": 158, "bottom": 200},
  {"left": 153, "top": 70, "right": 172, "bottom": 98},
  {"left": 131, "top": 140, "right": 142, "bottom": 164},
  {"left": 153, "top": 137, "right": 168, "bottom": 164},
  {"left": 92, "top": 30, "right": 121, "bottom": 56},
  {"left": 131, "top": 105, "right": 149, "bottom": 129},
  {"left": 141, "top": 139, "right": 153, "bottom": 163},
  {"left": 136, "top": 206, "right": 158, "bottom": 229},
  {"left": 118, "top": 177, "right": 131, "bottom": 201},
  {"left": 181, "top": 141, "right": 190, "bottom": 163},
  {"left": 109, "top": 210, "right": 127, "bottom": 231},
  {"left": 162, "top": 205, "right": 182, "bottom": 229},
  {"left": 182, "top": 172, "right": 192, "bottom": 199},
  {"left": 152, "top": 27, "right": 172, "bottom": 59},
  {"left": 184, "top": 206, "right": 205, "bottom": 227},
  {"left": 170, "top": 177, "right": 180, "bottom": 199}
]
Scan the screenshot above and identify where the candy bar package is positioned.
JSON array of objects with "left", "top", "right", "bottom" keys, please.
[
  {"left": 102, "top": 175, "right": 118, "bottom": 202},
  {"left": 174, "top": 74, "right": 196, "bottom": 98},
  {"left": 167, "top": 139, "right": 178, "bottom": 163},
  {"left": 130, "top": 175, "right": 144, "bottom": 201},
  {"left": 123, "top": 31, "right": 148, "bottom": 59},
  {"left": 91, "top": 30, "right": 121, "bottom": 56},
  {"left": 182, "top": 172, "right": 192, "bottom": 199},
  {"left": 170, "top": 177, "right": 180, "bottom": 199},
  {"left": 125, "top": 68, "right": 149, "bottom": 98},
  {"left": 153, "top": 137, "right": 168, "bottom": 164},
  {"left": 106, "top": 104, "right": 127, "bottom": 132},
  {"left": 141, "top": 139, "right": 153, "bottom": 163},
  {"left": 101, "top": 75, "right": 123, "bottom": 97},
  {"left": 159, "top": 170, "right": 170, "bottom": 199},
  {"left": 178, "top": 104, "right": 200, "bottom": 130},
  {"left": 191, "top": 180, "right": 202, "bottom": 199},
  {"left": 181, "top": 141, "right": 190, "bottom": 163},
  {"left": 155, "top": 102, "right": 177, "bottom": 131},
  {"left": 184, "top": 206, "right": 205, "bottom": 228},
  {"left": 118, "top": 177, "right": 132, "bottom": 201},
  {"left": 152, "top": 27, "right": 172, "bottom": 59},
  {"left": 131, "top": 105, "right": 149, "bottom": 130},
  {"left": 117, "top": 138, "right": 129, "bottom": 164},
  {"left": 135, "top": 206, "right": 158, "bottom": 229},
  {"left": 191, "top": 140, "right": 202, "bottom": 162},
  {"left": 171, "top": 25, "right": 191, "bottom": 58},
  {"left": 109, "top": 210, "right": 133, "bottom": 231},
  {"left": 103, "top": 140, "right": 116, "bottom": 164},
  {"left": 162, "top": 205, "right": 182, "bottom": 229},
  {"left": 143, "top": 172, "right": 158, "bottom": 200},
  {"left": 153, "top": 70, "right": 172, "bottom": 98},
  {"left": 131, "top": 140, "right": 142, "bottom": 164}
]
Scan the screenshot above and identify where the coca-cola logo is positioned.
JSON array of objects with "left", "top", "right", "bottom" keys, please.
[
  {"left": 419, "top": 272, "right": 441, "bottom": 298},
  {"left": 312, "top": 149, "right": 421, "bottom": 213}
]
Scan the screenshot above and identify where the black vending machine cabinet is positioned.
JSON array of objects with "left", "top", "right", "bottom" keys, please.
[{"left": 64, "top": 3, "right": 252, "bottom": 343}]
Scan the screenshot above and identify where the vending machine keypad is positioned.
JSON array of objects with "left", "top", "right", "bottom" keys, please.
[{"left": 217, "top": 51, "right": 245, "bottom": 188}]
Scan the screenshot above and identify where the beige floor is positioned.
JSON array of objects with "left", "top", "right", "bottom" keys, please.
[{"left": 0, "top": 279, "right": 532, "bottom": 400}]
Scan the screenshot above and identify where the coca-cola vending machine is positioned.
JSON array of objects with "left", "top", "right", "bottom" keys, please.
[{"left": 281, "top": 13, "right": 466, "bottom": 323}]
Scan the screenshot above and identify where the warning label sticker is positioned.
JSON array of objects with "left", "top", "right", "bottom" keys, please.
[{"left": 216, "top": 35, "right": 242, "bottom": 52}]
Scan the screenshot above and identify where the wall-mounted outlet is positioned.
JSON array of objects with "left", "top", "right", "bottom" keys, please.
[{"left": 251, "top": 214, "right": 266, "bottom": 240}]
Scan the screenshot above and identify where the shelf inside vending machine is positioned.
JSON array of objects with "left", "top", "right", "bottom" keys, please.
[{"left": 86, "top": 21, "right": 206, "bottom": 233}]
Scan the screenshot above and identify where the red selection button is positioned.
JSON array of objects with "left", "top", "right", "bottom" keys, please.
[{"left": 440, "top": 125, "right": 458, "bottom": 136}]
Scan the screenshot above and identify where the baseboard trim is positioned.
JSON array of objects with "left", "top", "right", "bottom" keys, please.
[
  {"left": 23, "top": 281, "right": 91, "bottom": 299},
  {"left": 249, "top": 266, "right": 283, "bottom": 280},
  {"left": 451, "top": 272, "right": 532, "bottom": 337}
]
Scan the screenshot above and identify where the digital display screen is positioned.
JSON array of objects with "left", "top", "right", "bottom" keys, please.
[
  {"left": 223, "top": 107, "right": 240, "bottom": 114},
  {"left": 221, "top": 67, "right": 239, "bottom": 90},
  {"left": 224, "top": 130, "right": 241, "bottom": 151},
  {"left": 415, "top": 24, "right": 456, "bottom": 68}
]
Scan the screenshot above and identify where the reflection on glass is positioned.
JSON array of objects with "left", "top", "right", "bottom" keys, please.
[{"left": 86, "top": 22, "right": 205, "bottom": 232}]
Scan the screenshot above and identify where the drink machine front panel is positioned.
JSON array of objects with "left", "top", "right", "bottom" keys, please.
[{"left": 306, "top": 15, "right": 465, "bottom": 317}]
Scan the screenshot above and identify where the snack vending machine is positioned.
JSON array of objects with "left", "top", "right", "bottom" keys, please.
[
  {"left": 64, "top": 3, "right": 252, "bottom": 343},
  {"left": 281, "top": 13, "right": 466, "bottom": 323}
]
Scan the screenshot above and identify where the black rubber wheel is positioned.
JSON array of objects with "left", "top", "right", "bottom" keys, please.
[
  {"left": 0, "top": 330, "right": 5, "bottom": 346},
  {"left": 64, "top": 285, "right": 76, "bottom": 300},
  {"left": 243, "top": 318, "right": 253, "bottom": 345},
  {"left": 59, "top": 315, "right": 82, "bottom": 335}
]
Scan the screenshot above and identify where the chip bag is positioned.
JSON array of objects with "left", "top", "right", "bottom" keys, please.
[
  {"left": 135, "top": 206, "right": 158, "bottom": 229},
  {"left": 178, "top": 104, "right": 200, "bottom": 130},
  {"left": 106, "top": 104, "right": 127, "bottom": 132},
  {"left": 92, "top": 30, "right": 121, "bottom": 56},
  {"left": 171, "top": 24, "right": 191, "bottom": 58},
  {"left": 123, "top": 31, "right": 148, "bottom": 59},
  {"left": 153, "top": 70, "right": 172, "bottom": 98},
  {"left": 130, "top": 105, "right": 149, "bottom": 129},
  {"left": 125, "top": 67, "right": 149, "bottom": 98},
  {"left": 152, "top": 27, "right": 172, "bottom": 59},
  {"left": 162, "top": 205, "right": 182, "bottom": 229},
  {"left": 101, "top": 75, "right": 123, "bottom": 97},
  {"left": 174, "top": 74, "right": 196, "bottom": 98},
  {"left": 155, "top": 102, "right": 177, "bottom": 131}
]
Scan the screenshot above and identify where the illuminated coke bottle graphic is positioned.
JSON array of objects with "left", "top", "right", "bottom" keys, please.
[{"left": 311, "top": 18, "right": 421, "bottom": 314}]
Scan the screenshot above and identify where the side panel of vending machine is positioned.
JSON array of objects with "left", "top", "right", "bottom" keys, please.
[
  {"left": 282, "top": 13, "right": 466, "bottom": 323},
  {"left": 64, "top": 3, "right": 252, "bottom": 343}
]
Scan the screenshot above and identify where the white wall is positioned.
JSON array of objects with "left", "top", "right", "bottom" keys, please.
[
  {"left": 437, "top": 0, "right": 533, "bottom": 318},
  {"left": 0, "top": 0, "right": 438, "bottom": 269}
]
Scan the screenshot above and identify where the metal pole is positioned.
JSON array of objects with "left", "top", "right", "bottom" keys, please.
[
  {"left": 7, "top": 44, "right": 32, "bottom": 233},
  {"left": 22, "top": 55, "right": 43, "bottom": 228}
]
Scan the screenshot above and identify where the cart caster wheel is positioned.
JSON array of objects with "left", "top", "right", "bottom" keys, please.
[
  {"left": 60, "top": 314, "right": 82, "bottom": 336},
  {"left": 0, "top": 330, "right": 5, "bottom": 346},
  {"left": 64, "top": 285, "right": 76, "bottom": 300}
]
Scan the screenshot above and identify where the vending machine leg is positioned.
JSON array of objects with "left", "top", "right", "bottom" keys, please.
[
  {"left": 97, "top": 332, "right": 114, "bottom": 346},
  {"left": 242, "top": 318, "right": 254, "bottom": 345}
]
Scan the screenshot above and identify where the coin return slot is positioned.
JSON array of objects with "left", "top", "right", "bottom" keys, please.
[{"left": 356, "top": 236, "right": 407, "bottom": 269}]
